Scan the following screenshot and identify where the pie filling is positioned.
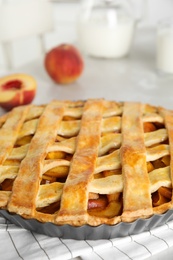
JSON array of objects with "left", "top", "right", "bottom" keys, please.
[{"left": 0, "top": 99, "right": 173, "bottom": 226}]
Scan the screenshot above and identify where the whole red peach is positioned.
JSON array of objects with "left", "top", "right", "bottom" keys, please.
[
  {"left": 44, "top": 44, "right": 84, "bottom": 84},
  {"left": 0, "top": 73, "right": 37, "bottom": 110}
]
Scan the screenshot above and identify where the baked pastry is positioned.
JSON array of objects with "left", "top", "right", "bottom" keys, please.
[{"left": 0, "top": 99, "right": 172, "bottom": 227}]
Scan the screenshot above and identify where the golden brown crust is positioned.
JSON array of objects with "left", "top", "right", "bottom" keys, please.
[
  {"left": 0, "top": 99, "right": 172, "bottom": 227},
  {"left": 56, "top": 99, "right": 104, "bottom": 225},
  {"left": 0, "top": 106, "right": 30, "bottom": 164},
  {"left": 0, "top": 191, "right": 11, "bottom": 207},
  {"left": 8, "top": 101, "right": 65, "bottom": 216},
  {"left": 159, "top": 107, "right": 173, "bottom": 206},
  {"left": 121, "top": 102, "right": 153, "bottom": 222}
]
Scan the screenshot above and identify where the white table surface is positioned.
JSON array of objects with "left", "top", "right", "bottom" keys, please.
[
  {"left": 1, "top": 28, "right": 173, "bottom": 116},
  {"left": 0, "top": 27, "right": 173, "bottom": 260}
]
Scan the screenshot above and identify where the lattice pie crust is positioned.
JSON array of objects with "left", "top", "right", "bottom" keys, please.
[{"left": 0, "top": 99, "right": 173, "bottom": 226}]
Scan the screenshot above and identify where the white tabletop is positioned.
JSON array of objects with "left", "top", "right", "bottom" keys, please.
[
  {"left": 0, "top": 27, "right": 173, "bottom": 260},
  {"left": 1, "top": 28, "right": 173, "bottom": 116}
]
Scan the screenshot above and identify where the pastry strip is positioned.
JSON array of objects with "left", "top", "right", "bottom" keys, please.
[
  {"left": 56, "top": 99, "right": 104, "bottom": 225},
  {"left": 89, "top": 166, "right": 171, "bottom": 195},
  {"left": 0, "top": 191, "right": 11, "bottom": 207},
  {"left": 0, "top": 106, "right": 30, "bottom": 164},
  {"left": 159, "top": 107, "right": 173, "bottom": 204},
  {"left": 121, "top": 102, "right": 153, "bottom": 222},
  {"left": 7, "top": 101, "right": 65, "bottom": 216}
]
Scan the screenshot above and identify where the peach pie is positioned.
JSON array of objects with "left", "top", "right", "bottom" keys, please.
[{"left": 0, "top": 99, "right": 173, "bottom": 227}]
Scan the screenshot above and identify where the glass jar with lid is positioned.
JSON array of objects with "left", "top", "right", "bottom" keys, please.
[{"left": 77, "top": 0, "right": 136, "bottom": 59}]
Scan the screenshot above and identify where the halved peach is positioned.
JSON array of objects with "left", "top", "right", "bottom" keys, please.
[{"left": 0, "top": 73, "right": 37, "bottom": 110}]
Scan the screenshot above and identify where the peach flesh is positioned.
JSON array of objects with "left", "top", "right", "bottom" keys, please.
[
  {"left": 1, "top": 80, "right": 23, "bottom": 91},
  {"left": 0, "top": 75, "right": 36, "bottom": 111}
]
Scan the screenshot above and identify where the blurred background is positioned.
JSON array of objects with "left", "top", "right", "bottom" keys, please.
[
  {"left": 0, "top": 0, "right": 173, "bottom": 110},
  {"left": 0, "top": 0, "right": 173, "bottom": 69}
]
